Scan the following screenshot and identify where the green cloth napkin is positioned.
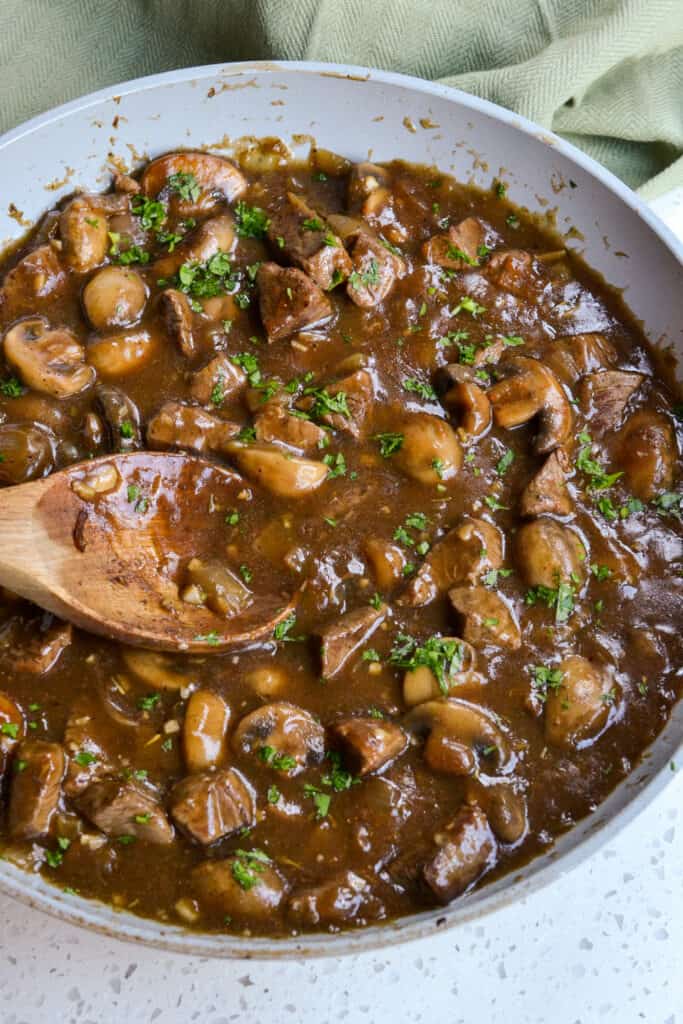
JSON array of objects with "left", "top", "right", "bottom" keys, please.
[{"left": 1, "top": 0, "right": 681, "bottom": 198}]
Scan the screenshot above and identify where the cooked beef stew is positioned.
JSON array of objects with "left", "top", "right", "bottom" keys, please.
[{"left": 0, "top": 146, "right": 681, "bottom": 936}]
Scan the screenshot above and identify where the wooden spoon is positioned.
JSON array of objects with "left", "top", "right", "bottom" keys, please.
[{"left": 0, "top": 451, "right": 296, "bottom": 652}]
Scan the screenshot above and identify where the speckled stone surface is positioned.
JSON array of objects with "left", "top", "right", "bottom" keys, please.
[{"left": 0, "top": 198, "right": 681, "bottom": 1024}]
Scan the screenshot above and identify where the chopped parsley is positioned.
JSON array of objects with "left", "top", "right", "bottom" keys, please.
[
  {"left": 301, "top": 216, "right": 324, "bottom": 232},
  {"left": 531, "top": 665, "right": 564, "bottom": 701},
  {"left": 484, "top": 494, "right": 509, "bottom": 512},
  {"left": 437, "top": 329, "right": 470, "bottom": 349},
  {"left": 502, "top": 334, "right": 524, "bottom": 347},
  {"left": 303, "top": 386, "right": 350, "bottom": 420},
  {"left": 303, "top": 785, "right": 331, "bottom": 820},
  {"left": 194, "top": 630, "right": 220, "bottom": 645},
  {"left": 73, "top": 751, "right": 97, "bottom": 766},
  {"left": 590, "top": 563, "right": 611, "bottom": 581},
  {"left": 496, "top": 449, "right": 515, "bottom": 476},
  {"left": 231, "top": 848, "right": 271, "bottom": 890},
  {"left": 373, "top": 432, "right": 404, "bottom": 458},
  {"left": 349, "top": 259, "right": 380, "bottom": 291},
  {"left": 323, "top": 452, "right": 347, "bottom": 478},
  {"left": 259, "top": 745, "right": 297, "bottom": 772},
  {"left": 653, "top": 491, "right": 682, "bottom": 518},
  {"left": 576, "top": 433, "right": 623, "bottom": 491},
  {"left": 446, "top": 245, "right": 479, "bottom": 266},
  {"left": 402, "top": 377, "right": 437, "bottom": 401},
  {"left": 131, "top": 196, "right": 167, "bottom": 231},
  {"left": 176, "top": 251, "right": 237, "bottom": 300},
  {"left": 0, "top": 722, "right": 19, "bottom": 739},
  {"left": 137, "top": 693, "right": 161, "bottom": 711},
  {"left": 362, "top": 648, "right": 381, "bottom": 662},
  {"left": 119, "top": 420, "right": 134, "bottom": 439},
  {"left": 0, "top": 377, "right": 24, "bottom": 398},
  {"left": 267, "top": 785, "right": 281, "bottom": 804},
  {"left": 167, "top": 171, "right": 201, "bottom": 202},
  {"left": 482, "top": 567, "right": 513, "bottom": 587},
  {"left": 322, "top": 751, "right": 359, "bottom": 792},
  {"left": 235, "top": 201, "right": 270, "bottom": 238},
  {"left": 273, "top": 613, "right": 305, "bottom": 643},
  {"left": 389, "top": 633, "right": 463, "bottom": 695},
  {"left": 452, "top": 295, "right": 486, "bottom": 317},
  {"left": 525, "top": 581, "right": 576, "bottom": 623}
]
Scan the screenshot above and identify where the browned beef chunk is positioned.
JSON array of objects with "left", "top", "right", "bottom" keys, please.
[
  {"left": 232, "top": 702, "right": 325, "bottom": 776},
  {"left": 346, "top": 232, "right": 404, "bottom": 308},
  {"left": 422, "top": 804, "right": 497, "bottom": 903},
  {"left": 330, "top": 717, "right": 407, "bottom": 776},
  {"left": 485, "top": 250, "right": 539, "bottom": 297},
  {"left": 318, "top": 604, "right": 387, "bottom": 678},
  {"left": 287, "top": 870, "right": 384, "bottom": 927},
  {"left": 297, "top": 369, "right": 374, "bottom": 439},
  {"left": 77, "top": 777, "right": 174, "bottom": 844},
  {"left": 254, "top": 394, "right": 327, "bottom": 452},
  {"left": 0, "top": 244, "right": 67, "bottom": 326},
  {"left": 192, "top": 855, "right": 288, "bottom": 923},
  {"left": 8, "top": 740, "right": 65, "bottom": 839},
  {"left": 190, "top": 353, "right": 246, "bottom": 406},
  {"left": 422, "top": 216, "right": 496, "bottom": 270},
  {"left": 546, "top": 332, "right": 618, "bottom": 386},
  {"left": 146, "top": 401, "right": 240, "bottom": 455},
  {"left": 169, "top": 767, "right": 255, "bottom": 845},
  {"left": 14, "top": 619, "right": 72, "bottom": 674},
  {"left": 406, "top": 518, "right": 504, "bottom": 607},
  {"left": 63, "top": 697, "right": 114, "bottom": 797},
  {"left": 266, "top": 191, "right": 351, "bottom": 290},
  {"left": 618, "top": 409, "right": 677, "bottom": 500},
  {"left": 449, "top": 586, "right": 521, "bottom": 649},
  {"left": 257, "top": 262, "right": 333, "bottom": 343},
  {"left": 520, "top": 448, "right": 572, "bottom": 517},
  {"left": 159, "top": 288, "right": 195, "bottom": 358},
  {"left": 578, "top": 370, "right": 644, "bottom": 434}
]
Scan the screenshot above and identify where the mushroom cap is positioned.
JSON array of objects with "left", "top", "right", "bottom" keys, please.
[{"left": 4, "top": 316, "right": 95, "bottom": 398}]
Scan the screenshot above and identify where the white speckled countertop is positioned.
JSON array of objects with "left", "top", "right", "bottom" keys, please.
[{"left": 1, "top": 194, "right": 682, "bottom": 1024}]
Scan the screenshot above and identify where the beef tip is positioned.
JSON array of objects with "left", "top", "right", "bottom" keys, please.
[
  {"left": 578, "top": 370, "right": 644, "bottom": 434},
  {"left": 169, "top": 767, "right": 255, "bottom": 845},
  {"left": 422, "top": 216, "right": 496, "bottom": 270},
  {"left": 618, "top": 409, "right": 677, "bottom": 500},
  {"left": 318, "top": 604, "right": 387, "bottom": 678},
  {"left": 192, "top": 854, "right": 288, "bottom": 924},
  {"left": 254, "top": 394, "right": 327, "bottom": 453},
  {"left": 146, "top": 401, "right": 240, "bottom": 455},
  {"left": 297, "top": 369, "right": 374, "bottom": 439},
  {"left": 159, "top": 289, "right": 195, "bottom": 359},
  {"left": 546, "top": 332, "right": 618, "bottom": 386},
  {"left": 77, "top": 777, "right": 174, "bottom": 844},
  {"left": 422, "top": 803, "right": 497, "bottom": 903},
  {"left": 232, "top": 702, "right": 325, "bottom": 776},
  {"left": 0, "top": 244, "right": 67, "bottom": 326},
  {"left": 8, "top": 740, "right": 65, "bottom": 840},
  {"left": 113, "top": 172, "right": 141, "bottom": 195},
  {"left": 449, "top": 586, "right": 521, "bottom": 649},
  {"left": 257, "top": 262, "right": 333, "bottom": 343},
  {"left": 63, "top": 697, "right": 115, "bottom": 797},
  {"left": 94, "top": 384, "right": 142, "bottom": 452},
  {"left": 190, "top": 353, "right": 246, "bottom": 407},
  {"left": 405, "top": 518, "right": 503, "bottom": 606},
  {"left": 346, "top": 232, "right": 404, "bottom": 308},
  {"left": 287, "top": 870, "right": 384, "bottom": 928},
  {"left": 519, "top": 448, "right": 572, "bottom": 518},
  {"left": 485, "top": 249, "right": 540, "bottom": 297},
  {"left": 14, "top": 618, "right": 72, "bottom": 674},
  {"left": 267, "top": 191, "right": 352, "bottom": 290},
  {"left": 330, "top": 717, "right": 407, "bottom": 776}
]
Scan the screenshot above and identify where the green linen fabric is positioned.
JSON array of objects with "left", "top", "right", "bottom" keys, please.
[{"left": 1, "top": 0, "right": 681, "bottom": 197}]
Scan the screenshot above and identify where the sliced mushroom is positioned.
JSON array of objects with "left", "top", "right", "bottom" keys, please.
[
  {"left": 346, "top": 232, "right": 405, "bottom": 308},
  {"left": 266, "top": 191, "right": 352, "bottom": 291},
  {"left": 146, "top": 401, "right": 240, "bottom": 456},
  {"left": 232, "top": 702, "right": 325, "bottom": 776},
  {"left": 617, "top": 410, "right": 676, "bottom": 500},
  {"left": 82, "top": 266, "right": 147, "bottom": 331},
  {"left": 363, "top": 537, "right": 407, "bottom": 591},
  {"left": 59, "top": 195, "right": 126, "bottom": 273},
  {"left": 121, "top": 648, "right": 190, "bottom": 690},
  {"left": 4, "top": 317, "right": 95, "bottom": 397},
  {"left": 519, "top": 448, "right": 572, "bottom": 518},
  {"left": 488, "top": 355, "right": 573, "bottom": 454},
  {"left": 77, "top": 777, "right": 174, "bottom": 844},
  {"left": 404, "top": 698, "right": 513, "bottom": 776},
  {"left": 318, "top": 604, "right": 387, "bottom": 678},
  {"left": 405, "top": 518, "right": 503, "bottom": 606},
  {"left": 442, "top": 378, "right": 492, "bottom": 438},
  {"left": 465, "top": 781, "right": 528, "bottom": 844},
  {"left": 153, "top": 214, "right": 236, "bottom": 279},
  {"left": 8, "top": 740, "right": 65, "bottom": 839},
  {"left": 287, "top": 871, "right": 384, "bottom": 928},
  {"left": 257, "top": 262, "right": 333, "bottom": 343},
  {"left": 578, "top": 370, "right": 644, "bottom": 435},
  {"left": 449, "top": 586, "right": 521, "bottom": 649},
  {"left": 190, "top": 353, "right": 246, "bottom": 407},
  {"left": 192, "top": 855, "right": 287, "bottom": 923},
  {"left": 515, "top": 518, "right": 585, "bottom": 588},
  {"left": 330, "top": 717, "right": 407, "bottom": 776},
  {"left": 159, "top": 289, "right": 195, "bottom": 359},
  {"left": 402, "top": 640, "right": 480, "bottom": 705},
  {"left": 546, "top": 332, "right": 618, "bottom": 386},
  {"left": 0, "top": 423, "right": 55, "bottom": 483},
  {"left": 422, "top": 803, "right": 497, "bottom": 903},
  {"left": 181, "top": 558, "right": 253, "bottom": 618},
  {"left": 394, "top": 413, "right": 462, "bottom": 485},
  {"left": 169, "top": 767, "right": 255, "bottom": 845},
  {"left": 225, "top": 441, "right": 328, "bottom": 498},
  {"left": 545, "top": 655, "right": 617, "bottom": 749},
  {"left": 348, "top": 162, "right": 391, "bottom": 210},
  {"left": 87, "top": 329, "right": 155, "bottom": 377},
  {"left": 183, "top": 690, "right": 231, "bottom": 774},
  {"left": 141, "top": 151, "right": 247, "bottom": 216},
  {"left": 94, "top": 384, "right": 142, "bottom": 452}
]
